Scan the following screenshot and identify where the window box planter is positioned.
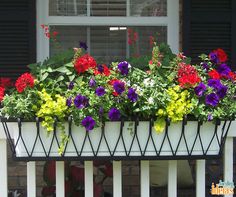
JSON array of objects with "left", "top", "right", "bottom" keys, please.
[{"left": 1, "top": 117, "right": 231, "bottom": 161}]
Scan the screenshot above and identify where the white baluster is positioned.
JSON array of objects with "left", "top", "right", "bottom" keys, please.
[
  {"left": 196, "top": 160, "right": 205, "bottom": 197},
  {"left": 85, "top": 161, "right": 93, "bottom": 197},
  {"left": 113, "top": 161, "right": 122, "bottom": 197},
  {"left": 168, "top": 160, "right": 177, "bottom": 197},
  {"left": 0, "top": 139, "right": 8, "bottom": 197},
  {"left": 224, "top": 137, "right": 233, "bottom": 197},
  {"left": 56, "top": 161, "right": 65, "bottom": 197},
  {"left": 141, "top": 160, "right": 150, "bottom": 197},
  {"left": 27, "top": 162, "right": 36, "bottom": 197}
]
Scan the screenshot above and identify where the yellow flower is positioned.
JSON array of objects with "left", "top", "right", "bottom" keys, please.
[{"left": 154, "top": 118, "right": 166, "bottom": 133}]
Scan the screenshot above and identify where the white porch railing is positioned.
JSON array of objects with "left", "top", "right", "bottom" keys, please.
[{"left": 0, "top": 121, "right": 235, "bottom": 197}]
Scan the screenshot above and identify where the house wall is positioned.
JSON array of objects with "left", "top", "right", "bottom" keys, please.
[{"left": 6, "top": 1, "right": 184, "bottom": 196}]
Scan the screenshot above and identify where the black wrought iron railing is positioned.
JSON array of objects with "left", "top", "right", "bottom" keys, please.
[{"left": 0, "top": 116, "right": 232, "bottom": 161}]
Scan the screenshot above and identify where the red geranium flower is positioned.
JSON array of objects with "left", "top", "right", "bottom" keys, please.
[
  {"left": 0, "top": 77, "right": 12, "bottom": 88},
  {"left": 208, "top": 69, "right": 220, "bottom": 79},
  {"left": 74, "top": 54, "right": 97, "bottom": 74},
  {"left": 214, "top": 48, "right": 228, "bottom": 63},
  {"left": 15, "top": 73, "right": 34, "bottom": 93},
  {"left": 177, "top": 63, "right": 201, "bottom": 88},
  {"left": 229, "top": 71, "right": 236, "bottom": 81},
  {"left": 0, "top": 86, "right": 5, "bottom": 102}
]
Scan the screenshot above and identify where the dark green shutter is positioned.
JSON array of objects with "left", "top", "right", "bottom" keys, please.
[
  {"left": 183, "top": 0, "right": 236, "bottom": 69},
  {"left": 0, "top": 0, "right": 36, "bottom": 79}
]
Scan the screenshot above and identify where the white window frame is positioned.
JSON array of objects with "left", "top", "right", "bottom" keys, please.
[{"left": 36, "top": 0, "right": 179, "bottom": 62}]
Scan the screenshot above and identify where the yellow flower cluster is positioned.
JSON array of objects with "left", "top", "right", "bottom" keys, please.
[
  {"left": 36, "top": 89, "right": 68, "bottom": 132},
  {"left": 154, "top": 86, "right": 193, "bottom": 133},
  {"left": 165, "top": 85, "right": 193, "bottom": 122}
]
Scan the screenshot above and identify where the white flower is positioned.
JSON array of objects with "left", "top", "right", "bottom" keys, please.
[
  {"left": 148, "top": 97, "right": 154, "bottom": 105},
  {"left": 133, "top": 84, "right": 143, "bottom": 96},
  {"left": 143, "top": 78, "right": 155, "bottom": 87}
]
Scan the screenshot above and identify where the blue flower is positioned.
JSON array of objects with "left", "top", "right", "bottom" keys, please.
[
  {"left": 118, "top": 61, "right": 129, "bottom": 75},
  {"left": 209, "top": 52, "right": 219, "bottom": 63},
  {"left": 74, "top": 94, "right": 89, "bottom": 109},
  {"left": 113, "top": 81, "right": 125, "bottom": 95},
  {"left": 95, "top": 86, "right": 106, "bottom": 97},
  {"left": 81, "top": 116, "right": 96, "bottom": 131},
  {"left": 127, "top": 88, "right": 138, "bottom": 102},
  {"left": 108, "top": 108, "right": 121, "bottom": 121}
]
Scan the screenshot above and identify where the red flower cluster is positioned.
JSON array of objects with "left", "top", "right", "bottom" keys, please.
[
  {"left": 208, "top": 69, "right": 220, "bottom": 79},
  {"left": 74, "top": 54, "right": 97, "bottom": 74},
  {"left": 213, "top": 48, "right": 228, "bottom": 63},
  {"left": 177, "top": 63, "right": 201, "bottom": 88},
  {"left": 0, "top": 86, "right": 5, "bottom": 102},
  {"left": 15, "top": 73, "right": 34, "bottom": 93}
]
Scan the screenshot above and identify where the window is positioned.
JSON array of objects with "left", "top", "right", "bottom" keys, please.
[{"left": 37, "top": 0, "right": 179, "bottom": 64}]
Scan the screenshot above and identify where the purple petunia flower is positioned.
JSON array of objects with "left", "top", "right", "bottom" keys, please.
[
  {"left": 74, "top": 94, "right": 89, "bottom": 109},
  {"left": 95, "top": 86, "right": 106, "bottom": 97},
  {"left": 127, "top": 88, "right": 138, "bottom": 102},
  {"left": 194, "top": 82, "right": 207, "bottom": 97},
  {"left": 66, "top": 97, "right": 72, "bottom": 107},
  {"left": 201, "top": 62, "right": 209, "bottom": 70},
  {"left": 207, "top": 114, "right": 213, "bottom": 121},
  {"left": 207, "top": 79, "right": 222, "bottom": 90},
  {"left": 217, "top": 64, "right": 231, "bottom": 76},
  {"left": 89, "top": 78, "right": 96, "bottom": 87},
  {"left": 113, "top": 81, "right": 125, "bottom": 95},
  {"left": 108, "top": 108, "right": 121, "bottom": 121},
  {"left": 217, "top": 85, "right": 228, "bottom": 99},
  {"left": 205, "top": 93, "right": 220, "bottom": 107},
  {"left": 209, "top": 52, "right": 218, "bottom": 63},
  {"left": 79, "top": 41, "right": 88, "bottom": 51},
  {"left": 97, "top": 64, "right": 104, "bottom": 73},
  {"left": 118, "top": 61, "right": 129, "bottom": 75},
  {"left": 68, "top": 81, "right": 74, "bottom": 90},
  {"left": 81, "top": 116, "right": 96, "bottom": 131}
]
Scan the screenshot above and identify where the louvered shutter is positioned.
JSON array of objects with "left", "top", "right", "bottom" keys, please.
[
  {"left": 183, "top": 0, "right": 236, "bottom": 69},
  {"left": 0, "top": 0, "right": 36, "bottom": 79}
]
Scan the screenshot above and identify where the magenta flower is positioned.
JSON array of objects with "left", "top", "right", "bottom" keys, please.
[
  {"left": 74, "top": 94, "right": 89, "bottom": 109},
  {"left": 95, "top": 86, "right": 106, "bottom": 97}
]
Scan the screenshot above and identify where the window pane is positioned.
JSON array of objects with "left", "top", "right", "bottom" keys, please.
[
  {"left": 129, "top": 26, "right": 167, "bottom": 56},
  {"left": 130, "top": 0, "right": 167, "bottom": 16},
  {"left": 49, "top": 26, "right": 167, "bottom": 65},
  {"left": 49, "top": 0, "right": 87, "bottom": 16},
  {"left": 90, "top": 27, "right": 127, "bottom": 63},
  {"left": 91, "top": 0, "right": 126, "bottom": 16},
  {"left": 50, "top": 26, "right": 87, "bottom": 56}
]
